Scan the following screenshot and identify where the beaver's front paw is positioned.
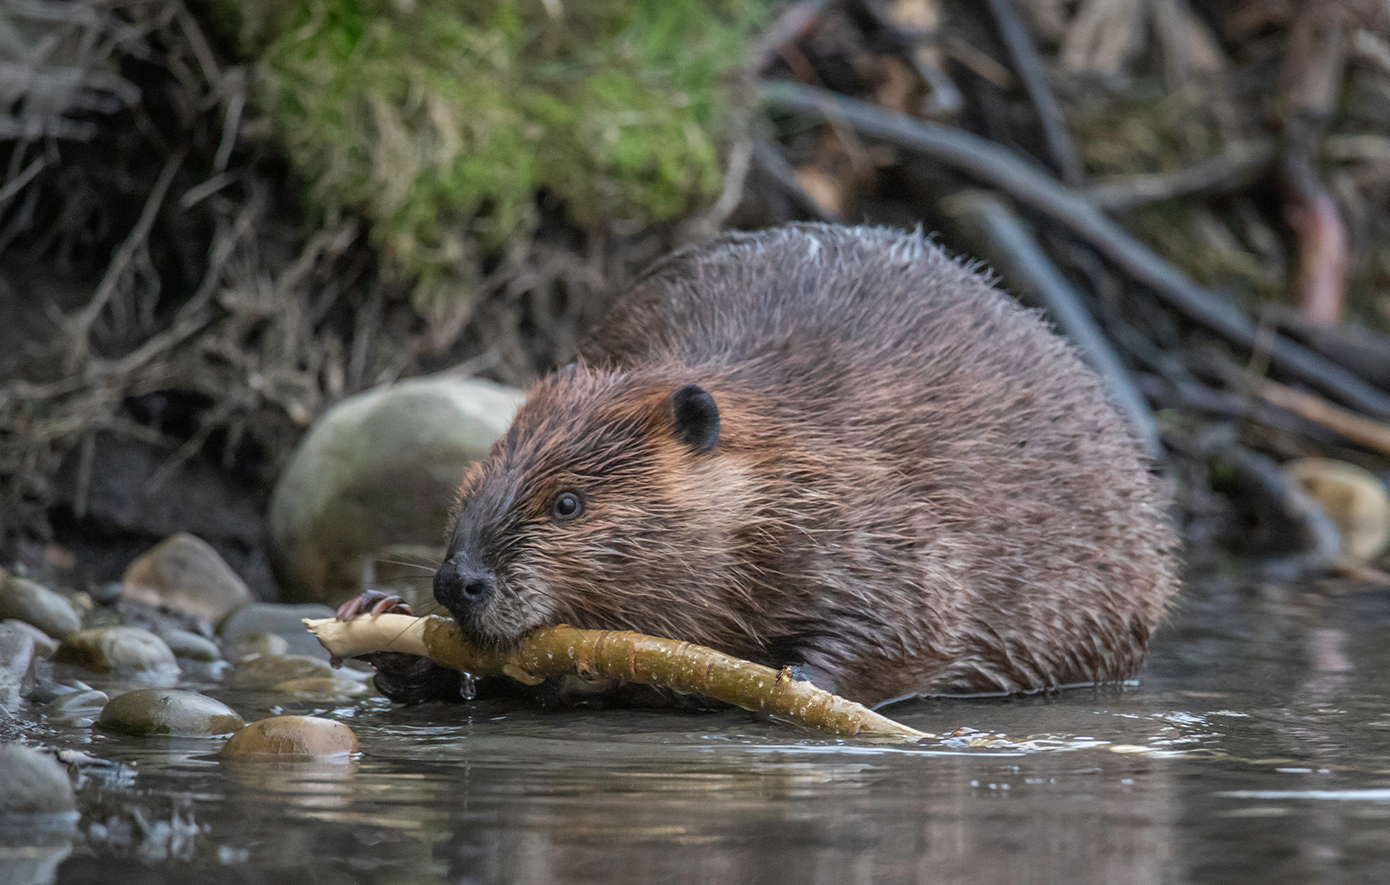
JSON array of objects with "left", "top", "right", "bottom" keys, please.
[
  {"left": 335, "top": 589, "right": 414, "bottom": 621},
  {"left": 367, "top": 651, "right": 472, "bottom": 704},
  {"left": 336, "top": 590, "right": 470, "bottom": 704}
]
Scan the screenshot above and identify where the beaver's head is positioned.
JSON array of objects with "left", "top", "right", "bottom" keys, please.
[{"left": 433, "top": 365, "right": 768, "bottom": 650}]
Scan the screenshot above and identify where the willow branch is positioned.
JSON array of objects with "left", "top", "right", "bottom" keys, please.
[{"left": 304, "top": 615, "right": 929, "bottom": 741}]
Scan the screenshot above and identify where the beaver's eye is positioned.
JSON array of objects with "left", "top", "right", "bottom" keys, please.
[{"left": 553, "top": 491, "right": 582, "bottom": 521}]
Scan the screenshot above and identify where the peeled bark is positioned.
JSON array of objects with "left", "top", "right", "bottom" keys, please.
[{"left": 303, "top": 614, "right": 929, "bottom": 740}]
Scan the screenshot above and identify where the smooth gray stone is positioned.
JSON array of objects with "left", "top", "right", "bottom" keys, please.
[
  {"left": 54, "top": 627, "right": 179, "bottom": 679},
  {"left": 2, "top": 620, "right": 58, "bottom": 658},
  {"left": 0, "top": 624, "right": 34, "bottom": 712},
  {"left": 221, "top": 631, "right": 289, "bottom": 662},
  {"left": 0, "top": 743, "right": 75, "bottom": 815},
  {"left": 269, "top": 375, "right": 523, "bottom": 602},
  {"left": 0, "top": 575, "right": 80, "bottom": 640},
  {"left": 97, "top": 688, "right": 243, "bottom": 736},
  {"left": 217, "top": 603, "right": 335, "bottom": 659},
  {"left": 155, "top": 627, "right": 222, "bottom": 662},
  {"left": 122, "top": 532, "right": 255, "bottom": 622},
  {"left": 43, "top": 689, "right": 109, "bottom": 727}
]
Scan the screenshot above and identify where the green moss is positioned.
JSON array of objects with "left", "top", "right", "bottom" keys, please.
[{"left": 214, "top": 0, "right": 768, "bottom": 307}]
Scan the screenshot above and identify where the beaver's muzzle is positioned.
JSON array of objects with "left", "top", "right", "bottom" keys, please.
[{"left": 433, "top": 553, "right": 496, "bottom": 623}]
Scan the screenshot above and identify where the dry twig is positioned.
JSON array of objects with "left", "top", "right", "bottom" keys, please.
[
  {"left": 985, "top": 0, "right": 1083, "bottom": 185},
  {"left": 1086, "top": 140, "right": 1275, "bottom": 209},
  {"left": 1248, "top": 377, "right": 1390, "bottom": 456}
]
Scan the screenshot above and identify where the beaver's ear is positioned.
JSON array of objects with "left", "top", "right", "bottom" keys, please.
[{"left": 669, "top": 384, "right": 720, "bottom": 454}]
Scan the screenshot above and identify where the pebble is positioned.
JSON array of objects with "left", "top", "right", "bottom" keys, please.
[
  {"left": 1285, "top": 457, "right": 1390, "bottom": 563},
  {"left": 89, "top": 581, "right": 124, "bottom": 607},
  {"left": 0, "top": 574, "right": 81, "bottom": 639},
  {"left": 0, "top": 623, "right": 35, "bottom": 712},
  {"left": 0, "top": 743, "right": 76, "bottom": 815},
  {"left": 218, "top": 716, "right": 358, "bottom": 759},
  {"left": 217, "top": 603, "right": 335, "bottom": 659},
  {"left": 3, "top": 619, "right": 59, "bottom": 657},
  {"left": 97, "top": 688, "right": 244, "bottom": 737},
  {"left": 273, "top": 675, "right": 373, "bottom": 699},
  {"left": 43, "top": 689, "right": 109, "bottom": 727},
  {"left": 221, "top": 630, "right": 289, "bottom": 662},
  {"left": 223, "top": 654, "right": 336, "bottom": 690},
  {"left": 155, "top": 627, "right": 222, "bottom": 662},
  {"left": 24, "top": 676, "right": 92, "bottom": 706},
  {"left": 54, "top": 626, "right": 179, "bottom": 678},
  {"left": 122, "top": 532, "right": 255, "bottom": 622}
]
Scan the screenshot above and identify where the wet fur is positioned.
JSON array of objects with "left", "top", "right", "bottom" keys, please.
[{"left": 441, "top": 224, "right": 1180, "bottom": 705}]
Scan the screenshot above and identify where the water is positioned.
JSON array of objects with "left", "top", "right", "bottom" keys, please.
[{"left": 12, "top": 575, "right": 1390, "bottom": 884}]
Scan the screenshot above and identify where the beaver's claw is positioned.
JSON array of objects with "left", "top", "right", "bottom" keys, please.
[{"left": 335, "top": 589, "right": 414, "bottom": 621}]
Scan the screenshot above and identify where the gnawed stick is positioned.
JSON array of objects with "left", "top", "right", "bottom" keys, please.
[{"left": 304, "top": 614, "right": 929, "bottom": 740}]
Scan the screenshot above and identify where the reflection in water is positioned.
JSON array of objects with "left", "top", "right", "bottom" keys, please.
[
  {"left": 0, "top": 822, "right": 74, "bottom": 885},
  {"left": 33, "top": 577, "right": 1390, "bottom": 884}
]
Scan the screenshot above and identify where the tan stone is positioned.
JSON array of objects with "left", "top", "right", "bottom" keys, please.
[{"left": 122, "top": 533, "right": 254, "bottom": 622}]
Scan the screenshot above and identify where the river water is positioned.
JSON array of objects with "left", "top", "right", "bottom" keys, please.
[{"left": 8, "top": 574, "right": 1390, "bottom": 884}]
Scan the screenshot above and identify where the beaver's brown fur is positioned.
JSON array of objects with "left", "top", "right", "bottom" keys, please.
[{"left": 431, "top": 224, "right": 1179, "bottom": 705}]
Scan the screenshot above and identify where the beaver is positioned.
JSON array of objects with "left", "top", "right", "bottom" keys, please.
[{"left": 340, "top": 223, "right": 1180, "bottom": 706}]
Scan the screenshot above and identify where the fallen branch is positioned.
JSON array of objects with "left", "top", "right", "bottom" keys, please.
[
  {"left": 1250, "top": 376, "right": 1390, "bottom": 456},
  {"left": 303, "top": 614, "right": 930, "bottom": 740},
  {"left": 985, "top": 0, "right": 1084, "bottom": 185},
  {"left": 1086, "top": 140, "right": 1275, "bottom": 209},
  {"left": 760, "top": 80, "right": 1390, "bottom": 418}
]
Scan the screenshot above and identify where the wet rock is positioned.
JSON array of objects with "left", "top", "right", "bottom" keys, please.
[
  {"left": 24, "top": 676, "right": 91, "bottom": 706},
  {"left": 223, "top": 654, "right": 333, "bottom": 690},
  {"left": 221, "top": 630, "right": 289, "bottom": 662},
  {"left": 269, "top": 375, "right": 525, "bottom": 603},
  {"left": 98, "top": 688, "right": 243, "bottom": 737},
  {"left": 274, "top": 675, "right": 372, "bottom": 699},
  {"left": 54, "top": 627, "right": 179, "bottom": 678},
  {"left": 1286, "top": 458, "right": 1390, "bottom": 563},
  {"left": 122, "top": 532, "right": 255, "bottom": 622},
  {"left": 3, "top": 620, "right": 59, "bottom": 658},
  {"left": 0, "top": 623, "right": 35, "bottom": 712},
  {"left": 0, "top": 574, "right": 81, "bottom": 639},
  {"left": 89, "top": 581, "right": 124, "bottom": 607},
  {"left": 217, "top": 602, "right": 335, "bottom": 659},
  {"left": 43, "top": 689, "right": 109, "bottom": 727},
  {"left": 218, "top": 716, "right": 358, "bottom": 759},
  {"left": 154, "top": 627, "right": 221, "bottom": 662},
  {"left": 0, "top": 743, "right": 75, "bottom": 815}
]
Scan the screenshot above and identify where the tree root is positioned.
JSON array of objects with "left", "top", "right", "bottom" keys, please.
[{"left": 303, "top": 614, "right": 930, "bottom": 741}]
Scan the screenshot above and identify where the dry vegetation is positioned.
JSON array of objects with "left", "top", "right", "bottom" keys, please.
[{"left": 1, "top": 0, "right": 1389, "bottom": 588}]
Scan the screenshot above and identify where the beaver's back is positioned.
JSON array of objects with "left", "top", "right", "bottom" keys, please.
[{"left": 580, "top": 225, "right": 1178, "bottom": 699}]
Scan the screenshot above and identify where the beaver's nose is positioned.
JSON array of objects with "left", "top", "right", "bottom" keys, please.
[{"left": 433, "top": 554, "right": 495, "bottom": 619}]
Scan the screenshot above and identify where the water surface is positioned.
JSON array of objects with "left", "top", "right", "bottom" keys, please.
[{"left": 12, "top": 575, "right": 1390, "bottom": 884}]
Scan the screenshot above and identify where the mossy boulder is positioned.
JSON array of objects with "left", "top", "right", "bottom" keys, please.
[{"left": 268, "top": 376, "right": 523, "bottom": 602}]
